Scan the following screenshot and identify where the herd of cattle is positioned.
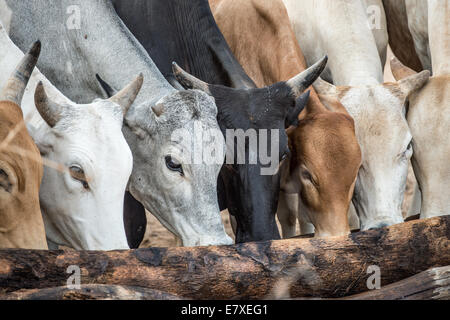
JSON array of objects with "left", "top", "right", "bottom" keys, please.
[{"left": 0, "top": 0, "right": 448, "bottom": 251}]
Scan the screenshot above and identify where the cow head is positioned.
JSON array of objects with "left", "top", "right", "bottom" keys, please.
[
  {"left": 121, "top": 88, "right": 233, "bottom": 246},
  {"left": 282, "top": 93, "right": 362, "bottom": 237},
  {"left": 173, "top": 56, "right": 327, "bottom": 242},
  {"left": 314, "top": 71, "right": 430, "bottom": 230},
  {"left": 391, "top": 57, "right": 449, "bottom": 219},
  {"left": 32, "top": 75, "right": 143, "bottom": 250},
  {"left": 0, "top": 41, "right": 47, "bottom": 249}
]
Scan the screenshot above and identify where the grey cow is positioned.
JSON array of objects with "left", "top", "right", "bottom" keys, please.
[{"left": 0, "top": 0, "right": 233, "bottom": 247}]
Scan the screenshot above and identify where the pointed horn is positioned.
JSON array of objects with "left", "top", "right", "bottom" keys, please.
[
  {"left": 1, "top": 40, "right": 41, "bottom": 105},
  {"left": 286, "top": 90, "right": 310, "bottom": 128},
  {"left": 286, "top": 55, "right": 328, "bottom": 97},
  {"left": 96, "top": 74, "right": 118, "bottom": 97},
  {"left": 34, "top": 81, "right": 63, "bottom": 128},
  {"left": 109, "top": 73, "right": 144, "bottom": 114},
  {"left": 172, "top": 62, "right": 211, "bottom": 95},
  {"left": 390, "top": 56, "right": 417, "bottom": 81}
]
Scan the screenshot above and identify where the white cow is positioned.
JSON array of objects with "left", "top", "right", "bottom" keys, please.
[
  {"left": 390, "top": 0, "right": 450, "bottom": 219},
  {"left": 282, "top": 0, "right": 430, "bottom": 230},
  {"left": 0, "top": 22, "right": 143, "bottom": 250}
]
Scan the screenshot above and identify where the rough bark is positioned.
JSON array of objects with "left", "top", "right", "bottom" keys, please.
[
  {"left": 0, "top": 216, "right": 448, "bottom": 299},
  {"left": 0, "top": 284, "right": 184, "bottom": 300},
  {"left": 342, "top": 265, "right": 449, "bottom": 300}
]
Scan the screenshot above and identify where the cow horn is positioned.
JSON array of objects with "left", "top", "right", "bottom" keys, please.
[
  {"left": 34, "top": 81, "right": 63, "bottom": 128},
  {"left": 109, "top": 73, "right": 144, "bottom": 114},
  {"left": 398, "top": 70, "right": 430, "bottom": 97},
  {"left": 0, "top": 40, "right": 41, "bottom": 105},
  {"left": 390, "top": 57, "right": 417, "bottom": 81},
  {"left": 172, "top": 62, "right": 211, "bottom": 95},
  {"left": 286, "top": 55, "right": 328, "bottom": 97},
  {"left": 286, "top": 90, "right": 310, "bottom": 128}
]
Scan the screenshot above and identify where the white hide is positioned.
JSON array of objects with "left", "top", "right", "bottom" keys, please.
[
  {"left": 339, "top": 86, "right": 412, "bottom": 229},
  {"left": 397, "top": 0, "right": 450, "bottom": 218},
  {"left": 0, "top": 23, "right": 133, "bottom": 250},
  {"left": 405, "top": 0, "right": 431, "bottom": 71},
  {"left": 281, "top": 0, "right": 429, "bottom": 230},
  {"left": 282, "top": 0, "right": 387, "bottom": 86}
]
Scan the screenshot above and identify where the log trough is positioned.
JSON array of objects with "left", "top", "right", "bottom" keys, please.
[{"left": 0, "top": 216, "right": 448, "bottom": 300}]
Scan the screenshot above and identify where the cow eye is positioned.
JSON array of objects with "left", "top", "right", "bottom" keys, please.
[
  {"left": 165, "top": 156, "right": 184, "bottom": 175},
  {"left": 300, "top": 168, "right": 317, "bottom": 187},
  {"left": 69, "top": 165, "right": 89, "bottom": 189}
]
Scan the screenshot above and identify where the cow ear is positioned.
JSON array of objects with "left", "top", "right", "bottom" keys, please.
[
  {"left": 285, "top": 91, "right": 310, "bottom": 128},
  {"left": 109, "top": 74, "right": 144, "bottom": 115},
  {"left": 286, "top": 55, "right": 328, "bottom": 97},
  {"left": 172, "top": 62, "right": 212, "bottom": 96},
  {"left": 390, "top": 57, "right": 417, "bottom": 81},
  {"left": 398, "top": 70, "right": 430, "bottom": 97},
  {"left": 124, "top": 104, "right": 158, "bottom": 139},
  {"left": 34, "top": 81, "right": 63, "bottom": 128}
]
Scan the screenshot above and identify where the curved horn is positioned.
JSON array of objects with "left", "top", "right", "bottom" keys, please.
[
  {"left": 109, "top": 73, "right": 144, "bottom": 114},
  {"left": 286, "top": 55, "right": 328, "bottom": 97},
  {"left": 286, "top": 90, "right": 310, "bottom": 128},
  {"left": 1, "top": 41, "right": 41, "bottom": 105},
  {"left": 172, "top": 62, "right": 211, "bottom": 95},
  {"left": 390, "top": 57, "right": 417, "bottom": 81},
  {"left": 34, "top": 81, "right": 63, "bottom": 128}
]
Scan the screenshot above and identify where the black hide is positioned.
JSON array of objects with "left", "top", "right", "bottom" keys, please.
[{"left": 111, "top": 0, "right": 312, "bottom": 242}]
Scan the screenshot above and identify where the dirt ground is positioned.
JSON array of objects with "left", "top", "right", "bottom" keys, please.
[{"left": 140, "top": 48, "right": 418, "bottom": 248}]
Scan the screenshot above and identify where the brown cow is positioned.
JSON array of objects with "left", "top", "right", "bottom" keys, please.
[
  {"left": 0, "top": 41, "right": 47, "bottom": 249},
  {"left": 210, "top": 0, "right": 362, "bottom": 237}
]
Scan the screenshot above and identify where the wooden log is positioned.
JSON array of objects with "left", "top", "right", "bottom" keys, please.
[
  {"left": 0, "top": 285, "right": 185, "bottom": 300},
  {"left": 342, "top": 265, "right": 449, "bottom": 300},
  {"left": 292, "top": 265, "right": 449, "bottom": 300},
  {"left": 0, "top": 216, "right": 448, "bottom": 299}
]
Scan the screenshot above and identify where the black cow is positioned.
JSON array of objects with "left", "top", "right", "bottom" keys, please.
[{"left": 109, "top": 0, "right": 327, "bottom": 243}]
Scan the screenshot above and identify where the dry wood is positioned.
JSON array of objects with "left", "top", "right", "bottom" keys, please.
[
  {"left": 0, "top": 284, "right": 184, "bottom": 300},
  {"left": 0, "top": 216, "right": 448, "bottom": 299},
  {"left": 342, "top": 265, "right": 449, "bottom": 300}
]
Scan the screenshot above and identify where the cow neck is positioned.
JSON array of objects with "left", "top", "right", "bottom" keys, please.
[
  {"left": 429, "top": 1, "right": 450, "bottom": 76},
  {"left": 113, "top": 0, "right": 256, "bottom": 90},
  {"left": 326, "top": 42, "right": 383, "bottom": 86},
  {"left": 314, "top": 0, "right": 384, "bottom": 86}
]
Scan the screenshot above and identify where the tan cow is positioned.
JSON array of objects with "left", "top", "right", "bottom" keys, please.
[
  {"left": 390, "top": 0, "right": 450, "bottom": 219},
  {"left": 210, "top": 0, "right": 362, "bottom": 237},
  {"left": 0, "top": 41, "right": 47, "bottom": 249}
]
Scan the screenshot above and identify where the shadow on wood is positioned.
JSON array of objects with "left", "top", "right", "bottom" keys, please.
[
  {"left": 0, "top": 284, "right": 185, "bottom": 300},
  {"left": 0, "top": 216, "right": 448, "bottom": 299}
]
